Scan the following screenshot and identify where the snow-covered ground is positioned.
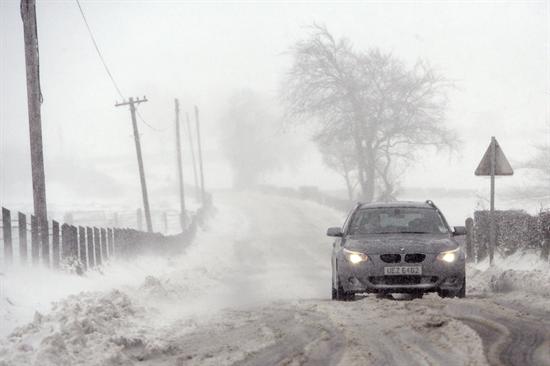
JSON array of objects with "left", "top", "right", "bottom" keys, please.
[{"left": 1, "top": 192, "right": 549, "bottom": 365}]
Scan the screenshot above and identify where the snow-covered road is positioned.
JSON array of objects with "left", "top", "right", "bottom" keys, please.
[{"left": 1, "top": 192, "right": 549, "bottom": 365}]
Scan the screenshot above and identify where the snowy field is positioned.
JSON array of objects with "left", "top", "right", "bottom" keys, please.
[{"left": 1, "top": 192, "right": 549, "bottom": 365}]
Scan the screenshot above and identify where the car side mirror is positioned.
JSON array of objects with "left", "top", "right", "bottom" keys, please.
[
  {"left": 453, "top": 226, "right": 466, "bottom": 236},
  {"left": 327, "top": 227, "right": 343, "bottom": 237}
]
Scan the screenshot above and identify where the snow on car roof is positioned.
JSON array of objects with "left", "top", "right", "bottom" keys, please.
[{"left": 358, "top": 201, "right": 434, "bottom": 209}]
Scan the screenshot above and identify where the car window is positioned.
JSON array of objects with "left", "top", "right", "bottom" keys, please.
[
  {"left": 342, "top": 205, "right": 358, "bottom": 234},
  {"left": 348, "top": 207, "right": 449, "bottom": 235}
]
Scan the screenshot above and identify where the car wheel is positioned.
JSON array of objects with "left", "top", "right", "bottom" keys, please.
[
  {"left": 456, "top": 276, "right": 466, "bottom": 298},
  {"left": 438, "top": 277, "right": 466, "bottom": 299},
  {"left": 334, "top": 276, "right": 354, "bottom": 301}
]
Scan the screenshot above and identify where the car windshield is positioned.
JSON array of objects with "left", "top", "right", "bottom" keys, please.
[{"left": 348, "top": 207, "right": 449, "bottom": 235}]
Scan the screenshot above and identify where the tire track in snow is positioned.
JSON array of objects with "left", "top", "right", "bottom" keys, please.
[
  {"left": 448, "top": 301, "right": 550, "bottom": 366},
  {"left": 234, "top": 305, "right": 345, "bottom": 366}
]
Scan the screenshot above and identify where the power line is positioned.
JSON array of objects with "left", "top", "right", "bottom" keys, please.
[
  {"left": 75, "top": 0, "right": 124, "bottom": 100},
  {"left": 74, "top": 0, "right": 164, "bottom": 132},
  {"left": 137, "top": 110, "right": 164, "bottom": 132}
]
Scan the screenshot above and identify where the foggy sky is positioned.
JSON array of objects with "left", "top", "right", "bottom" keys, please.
[{"left": 1, "top": 0, "right": 548, "bottom": 210}]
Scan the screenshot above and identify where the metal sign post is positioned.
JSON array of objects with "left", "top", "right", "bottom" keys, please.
[{"left": 475, "top": 136, "right": 513, "bottom": 265}]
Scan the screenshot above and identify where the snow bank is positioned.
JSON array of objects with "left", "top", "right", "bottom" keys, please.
[
  {"left": 468, "top": 251, "right": 550, "bottom": 295},
  {"left": 0, "top": 289, "right": 140, "bottom": 366},
  {"left": 0, "top": 256, "right": 184, "bottom": 337}
]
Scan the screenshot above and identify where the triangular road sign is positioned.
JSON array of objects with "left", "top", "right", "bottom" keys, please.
[{"left": 475, "top": 137, "right": 514, "bottom": 176}]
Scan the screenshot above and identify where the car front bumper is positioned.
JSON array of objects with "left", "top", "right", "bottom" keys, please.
[{"left": 337, "top": 254, "right": 465, "bottom": 293}]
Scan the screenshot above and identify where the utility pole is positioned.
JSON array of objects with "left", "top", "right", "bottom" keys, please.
[
  {"left": 21, "top": 0, "right": 49, "bottom": 266},
  {"left": 115, "top": 97, "right": 153, "bottom": 232},
  {"left": 174, "top": 99, "right": 186, "bottom": 230},
  {"left": 194, "top": 105, "right": 206, "bottom": 205},
  {"left": 185, "top": 112, "right": 200, "bottom": 201}
]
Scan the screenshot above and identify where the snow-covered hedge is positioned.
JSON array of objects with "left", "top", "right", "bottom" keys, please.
[{"left": 473, "top": 209, "right": 550, "bottom": 260}]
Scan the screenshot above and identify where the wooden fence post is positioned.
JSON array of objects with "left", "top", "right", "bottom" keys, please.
[
  {"left": 101, "top": 228, "right": 107, "bottom": 261},
  {"left": 18, "top": 212, "right": 27, "bottom": 265},
  {"left": 86, "top": 227, "right": 95, "bottom": 268},
  {"left": 78, "top": 226, "right": 87, "bottom": 271},
  {"left": 62, "top": 224, "right": 78, "bottom": 263},
  {"left": 465, "top": 217, "right": 474, "bottom": 262},
  {"left": 126, "top": 228, "right": 132, "bottom": 255},
  {"left": 2, "top": 208, "right": 13, "bottom": 265},
  {"left": 52, "top": 220, "right": 60, "bottom": 268},
  {"left": 107, "top": 228, "right": 113, "bottom": 258},
  {"left": 71, "top": 225, "right": 78, "bottom": 260},
  {"left": 31, "top": 215, "right": 39, "bottom": 264},
  {"left": 120, "top": 228, "right": 127, "bottom": 256},
  {"left": 71, "top": 225, "right": 81, "bottom": 273},
  {"left": 61, "top": 223, "right": 70, "bottom": 261},
  {"left": 41, "top": 220, "right": 50, "bottom": 267},
  {"left": 124, "top": 228, "right": 129, "bottom": 255},
  {"left": 93, "top": 227, "right": 102, "bottom": 266},
  {"left": 132, "top": 230, "right": 138, "bottom": 254},
  {"left": 118, "top": 229, "right": 125, "bottom": 256},
  {"left": 126, "top": 228, "right": 133, "bottom": 255},
  {"left": 112, "top": 229, "right": 117, "bottom": 258}
]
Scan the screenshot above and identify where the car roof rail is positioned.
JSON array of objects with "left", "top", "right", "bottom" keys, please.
[{"left": 352, "top": 201, "right": 363, "bottom": 212}]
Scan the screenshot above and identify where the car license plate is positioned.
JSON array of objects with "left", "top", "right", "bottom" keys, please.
[{"left": 384, "top": 266, "right": 422, "bottom": 275}]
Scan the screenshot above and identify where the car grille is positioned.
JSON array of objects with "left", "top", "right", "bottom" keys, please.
[
  {"left": 380, "top": 254, "right": 401, "bottom": 263},
  {"left": 404, "top": 254, "right": 426, "bottom": 263},
  {"left": 369, "top": 276, "right": 438, "bottom": 285}
]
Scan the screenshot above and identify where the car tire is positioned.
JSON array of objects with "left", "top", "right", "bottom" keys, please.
[
  {"left": 333, "top": 275, "right": 354, "bottom": 301},
  {"left": 456, "top": 276, "right": 466, "bottom": 298},
  {"left": 331, "top": 275, "right": 338, "bottom": 300},
  {"left": 438, "top": 277, "right": 466, "bottom": 299}
]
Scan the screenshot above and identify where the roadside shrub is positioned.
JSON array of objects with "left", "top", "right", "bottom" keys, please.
[
  {"left": 539, "top": 210, "right": 550, "bottom": 261},
  {"left": 473, "top": 210, "right": 541, "bottom": 259},
  {"left": 539, "top": 210, "right": 550, "bottom": 238}
]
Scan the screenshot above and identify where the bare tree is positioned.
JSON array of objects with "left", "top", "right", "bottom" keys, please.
[
  {"left": 283, "top": 24, "right": 457, "bottom": 202},
  {"left": 315, "top": 131, "right": 359, "bottom": 201}
]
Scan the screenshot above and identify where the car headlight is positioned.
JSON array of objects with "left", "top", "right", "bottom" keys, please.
[
  {"left": 437, "top": 248, "right": 460, "bottom": 263},
  {"left": 343, "top": 248, "right": 368, "bottom": 264}
]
